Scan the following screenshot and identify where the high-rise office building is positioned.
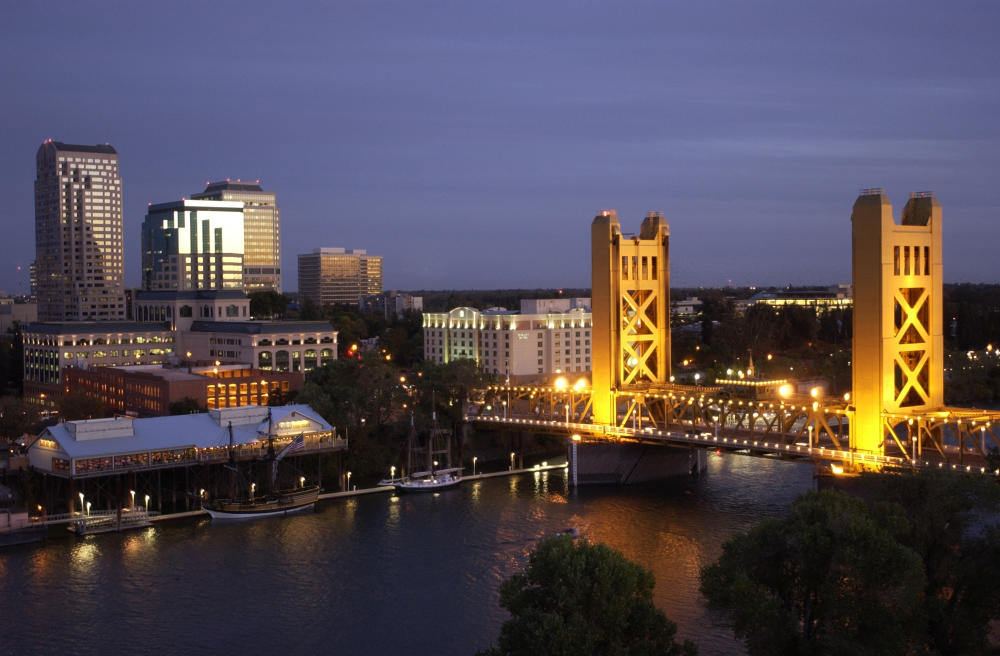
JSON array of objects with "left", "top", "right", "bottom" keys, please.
[
  {"left": 34, "top": 140, "right": 125, "bottom": 321},
  {"left": 298, "top": 248, "right": 382, "bottom": 307},
  {"left": 192, "top": 180, "right": 281, "bottom": 293},
  {"left": 141, "top": 199, "right": 245, "bottom": 291}
]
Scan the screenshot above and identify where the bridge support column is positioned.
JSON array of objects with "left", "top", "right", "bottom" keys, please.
[{"left": 568, "top": 442, "right": 703, "bottom": 485}]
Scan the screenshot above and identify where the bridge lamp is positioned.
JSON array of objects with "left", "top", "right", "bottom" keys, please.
[
  {"left": 554, "top": 376, "right": 568, "bottom": 391},
  {"left": 571, "top": 434, "right": 581, "bottom": 442},
  {"left": 573, "top": 378, "right": 587, "bottom": 392},
  {"left": 809, "top": 387, "right": 821, "bottom": 399},
  {"left": 778, "top": 384, "right": 792, "bottom": 399}
]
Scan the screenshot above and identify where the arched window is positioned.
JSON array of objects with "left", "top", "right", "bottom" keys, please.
[
  {"left": 258, "top": 351, "right": 272, "bottom": 370},
  {"left": 275, "top": 350, "right": 290, "bottom": 372},
  {"left": 180, "top": 305, "right": 193, "bottom": 318}
]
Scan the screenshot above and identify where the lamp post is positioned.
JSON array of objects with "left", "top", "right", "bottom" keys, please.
[
  {"left": 472, "top": 456, "right": 477, "bottom": 476},
  {"left": 390, "top": 465, "right": 396, "bottom": 482},
  {"left": 509, "top": 452, "right": 515, "bottom": 471},
  {"left": 346, "top": 471, "right": 352, "bottom": 491},
  {"left": 78, "top": 492, "right": 84, "bottom": 515},
  {"left": 130, "top": 489, "right": 135, "bottom": 509},
  {"left": 565, "top": 403, "right": 570, "bottom": 424},
  {"left": 912, "top": 436, "right": 918, "bottom": 463},
  {"left": 145, "top": 494, "right": 150, "bottom": 513},
  {"left": 713, "top": 415, "right": 719, "bottom": 440},
  {"left": 86, "top": 501, "right": 91, "bottom": 516},
  {"left": 299, "top": 476, "right": 306, "bottom": 488},
  {"left": 808, "top": 425, "right": 814, "bottom": 452}
]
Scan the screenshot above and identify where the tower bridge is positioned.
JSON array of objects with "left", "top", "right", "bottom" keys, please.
[{"left": 464, "top": 192, "right": 1000, "bottom": 482}]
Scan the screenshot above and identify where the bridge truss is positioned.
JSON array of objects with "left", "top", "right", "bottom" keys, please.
[{"left": 468, "top": 383, "right": 1000, "bottom": 473}]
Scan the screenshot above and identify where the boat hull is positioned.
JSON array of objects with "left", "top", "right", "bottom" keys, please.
[
  {"left": 204, "top": 486, "right": 319, "bottom": 520},
  {"left": 393, "top": 476, "right": 463, "bottom": 493}
]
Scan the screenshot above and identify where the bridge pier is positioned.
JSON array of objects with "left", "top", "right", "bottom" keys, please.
[{"left": 568, "top": 441, "right": 704, "bottom": 486}]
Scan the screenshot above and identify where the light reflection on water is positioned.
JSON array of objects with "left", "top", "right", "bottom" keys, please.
[{"left": 0, "top": 454, "right": 813, "bottom": 656}]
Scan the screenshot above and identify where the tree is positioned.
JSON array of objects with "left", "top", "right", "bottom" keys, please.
[
  {"left": 480, "top": 535, "right": 697, "bottom": 656},
  {"left": 700, "top": 489, "right": 926, "bottom": 656},
  {"left": 862, "top": 471, "right": 1000, "bottom": 655},
  {"left": 56, "top": 391, "right": 109, "bottom": 421},
  {"left": 248, "top": 290, "right": 287, "bottom": 319},
  {"left": 0, "top": 395, "right": 37, "bottom": 443},
  {"left": 168, "top": 397, "right": 204, "bottom": 415}
]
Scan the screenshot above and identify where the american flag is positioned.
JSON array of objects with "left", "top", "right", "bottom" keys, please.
[
  {"left": 286, "top": 433, "right": 305, "bottom": 453},
  {"left": 276, "top": 434, "right": 305, "bottom": 461}
]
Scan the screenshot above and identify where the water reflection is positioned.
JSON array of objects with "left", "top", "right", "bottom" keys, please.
[{"left": 2, "top": 456, "right": 814, "bottom": 656}]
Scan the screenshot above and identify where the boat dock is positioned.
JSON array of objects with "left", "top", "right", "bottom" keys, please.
[{"left": 4, "top": 461, "right": 569, "bottom": 542}]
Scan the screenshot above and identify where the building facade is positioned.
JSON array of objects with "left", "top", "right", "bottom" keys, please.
[
  {"left": 192, "top": 180, "right": 282, "bottom": 293},
  {"left": 34, "top": 140, "right": 125, "bottom": 321},
  {"left": 423, "top": 302, "right": 593, "bottom": 379},
  {"left": 132, "top": 290, "right": 250, "bottom": 331},
  {"left": 142, "top": 199, "right": 244, "bottom": 291},
  {"left": 298, "top": 248, "right": 382, "bottom": 307},
  {"left": 179, "top": 320, "right": 337, "bottom": 373},
  {"left": 22, "top": 321, "right": 175, "bottom": 403},
  {"left": 62, "top": 363, "right": 302, "bottom": 416}
]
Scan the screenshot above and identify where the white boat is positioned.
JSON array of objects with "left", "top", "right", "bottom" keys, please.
[
  {"left": 393, "top": 412, "right": 462, "bottom": 493},
  {"left": 393, "top": 467, "right": 462, "bottom": 493}
]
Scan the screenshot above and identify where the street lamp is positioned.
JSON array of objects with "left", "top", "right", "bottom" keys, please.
[
  {"left": 130, "top": 489, "right": 135, "bottom": 509},
  {"left": 510, "top": 452, "right": 516, "bottom": 471},
  {"left": 472, "top": 456, "right": 477, "bottom": 476},
  {"left": 145, "top": 494, "right": 150, "bottom": 512},
  {"left": 808, "top": 425, "right": 814, "bottom": 452},
  {"left": 86, "top": 501, "right": 91, "bottom": 516},
  {"left": 78, "top": 492, "right": 85, "bottom": 514},
  {"left": 565, "top": 403, "right": 570, "bottom": 424},
  {"left": 390, "top": 465, "right": 396, "bottom": 482},
  {"left": 299, "top": 476, "right": 306, "bottom": 488},
  {"left": 346, "top": 471, "right": 352, "bottom": 491},
  {"left": 713, "top": 415, "right": 719, "bottom": 439}
]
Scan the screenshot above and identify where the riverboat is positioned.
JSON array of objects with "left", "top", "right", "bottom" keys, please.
[
  {"left": 204, "top": 411, "right": 318, "bottom": 520},
  {"left": 204, "top": 485, "right": 319, "bottom": 519}
]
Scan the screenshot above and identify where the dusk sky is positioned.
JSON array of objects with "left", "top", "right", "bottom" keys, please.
[{"left": 3, "top": 2, "right": 999, "bottom": 295}]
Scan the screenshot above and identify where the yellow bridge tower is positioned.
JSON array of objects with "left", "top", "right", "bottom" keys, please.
[
  {"left": 591, "top": 210, "right": 671, "bottom": 425},
  {"left": 850, "top": 189, "right": 944, "bottom": 455}
]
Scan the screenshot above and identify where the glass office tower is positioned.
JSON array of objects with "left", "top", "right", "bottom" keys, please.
[{"left": 142, "top": 199, "right": 245, "bottom": 291}]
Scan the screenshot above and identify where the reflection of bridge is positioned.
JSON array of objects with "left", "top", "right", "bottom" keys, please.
[{"left": 464, "top": 193, "right": 1000, "bottom": 482}]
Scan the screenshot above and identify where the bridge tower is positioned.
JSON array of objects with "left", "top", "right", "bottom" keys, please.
[
  {"left": 591, "top": 210, "right": 671, "bottom": 425},
  {"left": 850, "top": 189, "right": 943, "bottom": 454}
]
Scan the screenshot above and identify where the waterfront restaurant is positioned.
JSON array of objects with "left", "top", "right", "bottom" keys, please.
[{"left": 29, "top": 404, "right": 345, "bottom": 480}]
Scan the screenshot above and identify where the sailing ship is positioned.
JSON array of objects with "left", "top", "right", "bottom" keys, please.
[
  {"left": 393, "top": 415, "right": 462, "bottom": 493},
  {"left": 204, "top": 411, "right": 320, "bottom": 519}
]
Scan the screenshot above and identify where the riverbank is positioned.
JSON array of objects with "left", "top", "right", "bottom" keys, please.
[{"left": 140, "top": 460, "right": 569, "bottom": 524}]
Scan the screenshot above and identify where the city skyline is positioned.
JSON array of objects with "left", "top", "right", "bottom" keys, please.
[{"left": 4, "top": 2, "right": 1000, "bottom": 295}]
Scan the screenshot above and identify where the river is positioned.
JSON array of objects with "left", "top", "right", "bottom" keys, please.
[{"left": 0, "top": 452, "right": 815, "bottom": 656}]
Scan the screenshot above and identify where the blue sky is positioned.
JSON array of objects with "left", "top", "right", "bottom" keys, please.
[{"left": 3, "top": 1, "right": 999, "bottom": 294}]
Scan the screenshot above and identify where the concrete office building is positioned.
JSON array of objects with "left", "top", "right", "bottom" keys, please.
[
  {"left": 34, "top": 140, "right": 126, "bottom": 321},
  {"left": 298, "top": 248, "right": 382, "bottom": 307},
  {"left": 141, "top": 199, "right": 244, "bottom": 291},
  {"left": 22, "top": 321, "right": 175, "bottom": 404},
  {"left": 192, "top": 180, "right": 282, "bottom": 293},
  {"left": 423, "top": 300, "right": 592, "bottom": 379}
]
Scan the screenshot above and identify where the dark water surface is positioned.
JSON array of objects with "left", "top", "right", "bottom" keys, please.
[{"left": 0, "top": 454, "right": 814, "bottom": 656}]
